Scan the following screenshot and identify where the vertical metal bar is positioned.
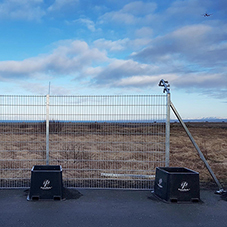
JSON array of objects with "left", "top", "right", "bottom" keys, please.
[
  {"left": 46, "top": 94, "right": 50, "bottom": 165},
  {"left": 170, "top": 101, "right": 224, "bottom": 192},
  {"left": 165, "top": 93, "right": 170, "bottom": 167},
  {"left": 159, "top": 79, "right": 171, "bottom": 167}
]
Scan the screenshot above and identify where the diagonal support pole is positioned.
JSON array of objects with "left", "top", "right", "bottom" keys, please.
[{"left": 170, "top": 101, "right": 225, "bottom": 193}]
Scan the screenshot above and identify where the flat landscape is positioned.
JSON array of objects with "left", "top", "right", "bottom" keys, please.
[
  {"left": 170, "top": 122, "right": 227, "bottom": 187},
  {"left": 0, "top": 121, "right": 226, "bottom": 188}
]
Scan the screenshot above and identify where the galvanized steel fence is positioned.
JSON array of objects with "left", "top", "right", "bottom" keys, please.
[{"left": 0, "top": 94, "right": 168, "bottom": 189}]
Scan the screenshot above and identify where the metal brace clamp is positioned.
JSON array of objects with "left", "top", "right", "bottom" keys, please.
[
  {"left": 159, "top": 79, "right": 170, "bottom": 94},
  {"left": 215, "top": 188, "right": 226, "bottom": 195}
]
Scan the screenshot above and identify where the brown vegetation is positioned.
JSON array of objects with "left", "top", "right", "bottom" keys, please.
[
  {"left": 0, "top": 121, "right": 226, "bottom": 188},
  {"left": 170, "top": 122, "right": 227, "bottom": 187}
]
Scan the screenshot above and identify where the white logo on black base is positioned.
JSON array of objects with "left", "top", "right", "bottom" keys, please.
[
  {"left": 40, "top": 179, "right": 52, "bottom": 190},
  {"left": 178, "top": 181, "right": 190, "bottom": 192},
  {"left": 158, "top": 178, "right": 163, "bottom": 188}
]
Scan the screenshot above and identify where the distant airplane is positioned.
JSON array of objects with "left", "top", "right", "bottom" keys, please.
[{"left": 203, "top": 13, "right": 212, "bottom": 17}]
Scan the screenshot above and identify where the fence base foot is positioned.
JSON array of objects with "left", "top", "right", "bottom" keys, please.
[
  {"left": 28, "top": 165, "right": 63, "bottom": 201},
  {"left": 154, "top": 167, "right": 200, "bottom": 203}
]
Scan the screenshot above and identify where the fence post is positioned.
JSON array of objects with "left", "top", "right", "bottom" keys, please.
[
  {"left": 165, "top": 92, "right": 170, "bottom": 167},
  {"left": 46, "top": 94, "right": 50, "bottom": 165},
  {"left": 159, "top": 79, "right": 170, "bottom": 167}
]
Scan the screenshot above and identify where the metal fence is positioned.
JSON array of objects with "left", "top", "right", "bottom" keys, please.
[{"left": 0, "top": 95, "right": 168, "bottom": 189}]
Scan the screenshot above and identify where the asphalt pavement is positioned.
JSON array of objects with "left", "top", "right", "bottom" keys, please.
[{"left": 0, "top": 188, "right": 226, "bottom": 227}]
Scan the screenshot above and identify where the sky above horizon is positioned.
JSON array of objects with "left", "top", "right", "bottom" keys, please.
[{"left": 0, "top": 0, "right": 226, "bottom": 119}]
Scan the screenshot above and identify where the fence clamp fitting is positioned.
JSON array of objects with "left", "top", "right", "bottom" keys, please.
[
  {"left": 215, "top": 188, "right": 226, "bottom": 195},
  {"left": 159, "top": 79, "right": 170, "bottom": 94}
]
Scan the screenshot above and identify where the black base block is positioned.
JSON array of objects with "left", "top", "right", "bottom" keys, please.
[
  {"left": 28, "top": 165, "right": 63, "bottom": 201},
  {"left": 154, "top": 167, "right": 200, "bottom": 203}
]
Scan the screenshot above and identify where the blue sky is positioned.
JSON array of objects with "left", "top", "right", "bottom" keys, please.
[{"left": 0, "top": 0, "right": 226, "bottom": 119}]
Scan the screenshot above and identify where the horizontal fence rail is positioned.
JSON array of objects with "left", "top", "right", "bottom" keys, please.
[{"left": 0, "top": 95, "right": 167, "bottom": 189}]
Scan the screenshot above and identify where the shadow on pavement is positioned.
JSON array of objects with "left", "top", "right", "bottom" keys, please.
[{"left": 24, "top": 187, "right": 83, "bottom": 200}]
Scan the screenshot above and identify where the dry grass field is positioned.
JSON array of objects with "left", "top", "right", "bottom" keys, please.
[
  {"left": 170, "top": 122, "right": 227, "bottom": 188},
  {"left": 0, "top": 122, "right": 166, "bottom": 188},
  {"left": 0, "top": 121, "right": 226, "bottom": 188}
]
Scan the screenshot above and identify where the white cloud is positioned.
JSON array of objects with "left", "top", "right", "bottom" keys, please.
[
  {"left": 74, "top": 18, "right": 96, "bottom": 32},
  {"left": 0, "top": 0, "right": 45, "bottom": 21},
  {"left": 93, "top": 38, "right": 129, "bottom": 51},
  {"left": 99, "top": 1, "right": 156, "bottom": 25},
  {"left": 173, "top": 73, "right": 226, "bottom": 89},
  {"left": 114, "top": 72, "right": 227, "bottom": 97},
  {"left": 166, "top": 0, "right": 206, "bottom": 17},
  {"left": 170, "top": 24, "right": 212, "bottom": 46},
  {"left": 0, "top": 0, "right": 80, "bottom": 21},
  {"left": 129, "top": 38, "right": 152, "bottom": 49},
  {"left": 91, "top": 59, "right": 160, "bottom": 85},
  {"left": 135, "top": 27, "right": 153, "bottom": 38},
  {"left": 0, "top": 35, "right": 226, "bottom": 99},
  {"left": 0, "top": 40, "right": 108, "bottom": 79},
  {"left": 0, "top": 0, "right": 226, "bottom": 99},
  {"left": 116, "top": 74, "right": 177, "bottom": 87},
  {"left": 101, "top": 11, "right": 135, "bottom": 24},
  {"left": 93, "top": 38, "right": 151, "bottom": 53},
  {"left": 47, "top": 0, "right": 79, "bottom": 12},
  {"left": 132, "top": 23, "right": 227, "bottom": 67},
  {"left": 121, "top": 1, "right": 157, "bottom": 16},
  {"left": 83, "top": 67, "right": 104, "bottom": 77}
]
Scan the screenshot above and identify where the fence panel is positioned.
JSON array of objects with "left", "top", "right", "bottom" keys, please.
[
  {"left": 0, "top": 95, "right": 167, "bottom": 189},
  {"left": 0, "top": 96, "right": 46, "bottom": 187},
  {"left": 48, "top": 95, "right": 167, "bottom": 189}
]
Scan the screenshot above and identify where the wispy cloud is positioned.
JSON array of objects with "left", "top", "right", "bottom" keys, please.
[
  {"left": 47, "top": 0, "right": 79, "bottom": 12},
  {"left": 93, "top": 38, "right": 152, "bottom": 53},
  {"left": 93, "top": 38, "right": 130, "bottom": 52},
  {"left": 73, "top": 18, "right": 97, "bottom": 32},
  {"left": 0, "top": 0, "right": 80, "bottom": 21},
  {"left": 116, "top": 74, "right": 177, "bottom": 87},
  {"left": 99, "top": 1, "right": 157, "bottom": 25},
  {"left": 0, "top": 0, "right": 45, "bottom": 21}
]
